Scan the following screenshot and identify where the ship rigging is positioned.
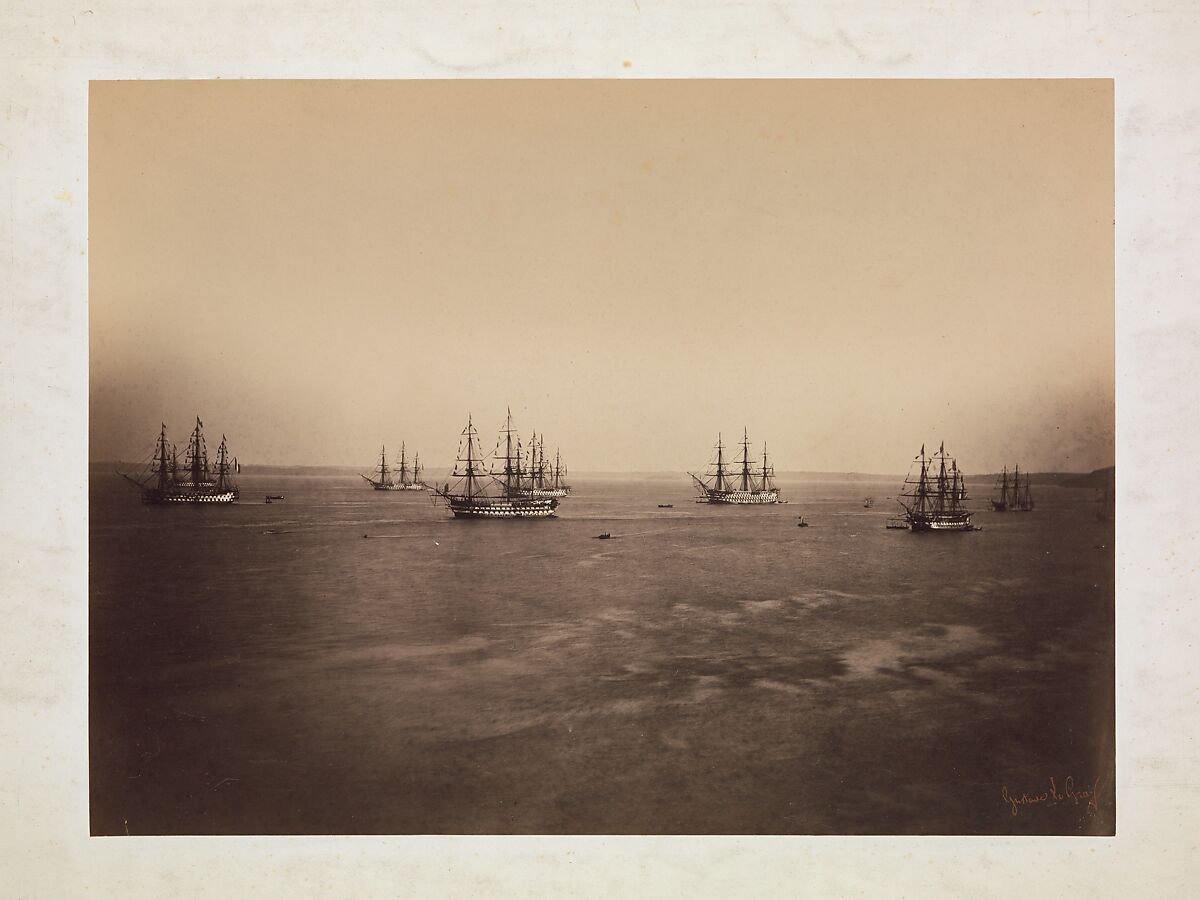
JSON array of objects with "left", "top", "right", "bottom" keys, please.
[
  {"left": 895, "top": 442, "right": 974, "bottom": 532},
  {"left": 990, "top": 465, "right": 1034, "bottom": 512},
  {"left": 433, "top": 410, "right": 560, "bottom": 518},
  {"left": 119, "top": 418, "right": 239, "bottom": 504},
  {"left": 688, "top": 429, "right": 782, "bottom": 504}
]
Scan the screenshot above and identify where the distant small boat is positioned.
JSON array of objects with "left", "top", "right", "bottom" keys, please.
[
  {"left": 797, "top": 516, "right": 809, "bottom": 527},
  {"left": 657, "top": 504, "right": 674, "bottom": 508},
  {"left": 597, "top": 532, "right": 612, "bottom": 539},
  {"left": 266, "top": 494, "right": 284, "bottom": 501},
  {"left": 863, "top": 497, "right": 874, "bottom": 508}
]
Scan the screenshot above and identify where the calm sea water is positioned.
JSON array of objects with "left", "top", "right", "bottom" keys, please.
[{"left": 90, "top": 473, "right": 1114, "bottom": 834}]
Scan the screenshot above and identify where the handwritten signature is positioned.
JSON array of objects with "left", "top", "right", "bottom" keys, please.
[{"left": 1001, "top": 776, "right": 1101, "bottom": 817}]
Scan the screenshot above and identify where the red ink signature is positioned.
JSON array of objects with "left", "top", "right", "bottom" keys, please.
[{"left": 1001, "top": 776, "right": 1101, "bottom": 817}]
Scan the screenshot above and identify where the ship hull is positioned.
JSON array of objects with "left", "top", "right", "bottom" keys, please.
[
  {"left": 697, "top": 489, "right": 782, "bottom": 505},
  {"left": 516, "top": 488, "right": 571, "bottom": 498},
  {"left": 144, "top": 489, "right": 239, "bottom": 505},
  {"left": 909, "top": 513, "right": 973, "bottom": 532},
  {"left": 990, "top": 500, "right": 1008, "bottom": 511},
  {"left": 399, "top": 484, "right": 427, "bottom": 491},
  {"left": 445, "top": 495, "right": 558, "bottom": 518}
]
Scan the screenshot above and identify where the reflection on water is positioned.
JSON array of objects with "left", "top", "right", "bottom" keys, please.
[{"left": 90, "top": 474, "right": 1113, "bottom": 834}]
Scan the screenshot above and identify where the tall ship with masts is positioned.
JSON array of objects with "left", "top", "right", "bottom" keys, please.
[
  {"left": 394, "top": 442, "right": 427, "bottom": 491},
  {"left": 119, "top": 417, "right": 239, "bottom": 504},
  {"left": 361, "top": 445, "right": 398, "bottom": 490},
  {"left": 515, "top": 431, "right": 571, "bottom": 498},
  {"left": 990, "top": 465, "right": 1034, "bottom": 511},
  {"left": 897, "top": 442, "right": 973, "bottom": 532},
  {"left": 434, "top": 411, "right": 559, "bottom": 518},
  {"left": 689, "top": 429, "right": 782, "bottom": 504}
]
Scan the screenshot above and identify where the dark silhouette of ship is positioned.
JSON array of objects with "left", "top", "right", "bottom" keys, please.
[
  {"left": 514, "top": 431, "right": 571, "bottom": 497},
  {"left": 990, "top": 465, "right": 1034, "bottom": 511},
  {"left": 434, "top": 410, "right": 559, "bottom": 519},
  {"left": 896, "top": 442, "right": 974, "bottom": 532},
  {"left": 120, "top": 418, "right": 239, "bottom": 504},
  {"left": 689, "top": 429, "right": 782, "bottom": 504}
]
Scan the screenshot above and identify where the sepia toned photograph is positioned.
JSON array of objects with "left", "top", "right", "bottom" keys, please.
[{"left": 88, "top": 79, "right": 1114, "bottom": 836}]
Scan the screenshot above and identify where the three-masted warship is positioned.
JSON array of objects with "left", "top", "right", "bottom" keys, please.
[
  {"left": 434, "top": 411, "right": 559, "bottom": 518},
  {"left": 515, "top": 431, "right": 571, "bottom": 498},
  {"left": 896, "top": 442, "right": 973, "bottom": 532},
  {"left": 120, "top": 418, "right": 239, "bottom": 504},
  {"left": 990, "top": 465, "right": 1034, "bottom": 511},
  {"left": 394, "top": 442, "right": 427, "bottom": 491},
  {"left": 689, "top": 429, "right": 782, "bottom": 504},
  {"left": 361, "top": 445, "right": 398, "bottom": 490}
]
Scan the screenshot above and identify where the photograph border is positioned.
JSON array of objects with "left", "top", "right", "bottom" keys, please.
[{"left": 2, "top": 1, "right": 1197, "bottom": 896}]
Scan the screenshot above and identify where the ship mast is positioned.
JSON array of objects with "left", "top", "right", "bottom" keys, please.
[
  {"left": 214, "top": 434, "right": 232, "bottom": 492},
  {"left": 904, "top": 443, "right": 931, "bottom": 516},
  {"left": 760, "top": 442, "right": 773, "bottom": 491},
  {"left": 378, "top": 445, "right": 391, "bottom": 486},
  {"left": 188, "top": 417, "right": 208, "bottom": 488},
  {"left": 935, "top": 442, "right": 949, "bottom": 514},
  {"left": 713, "top": 433, "right": 727, "bottom": 492},
  {"left": 739, "top": 428, "right": 752, "bottom": 491},
  {"left": 455, "top": 415, "right": 484, "bottom": 499},
  {"left": 501, "top": 408, "right": 520, "bottom": 496},
  {"left": 155, "top": 423, "right": 170, "bottom": 492}
]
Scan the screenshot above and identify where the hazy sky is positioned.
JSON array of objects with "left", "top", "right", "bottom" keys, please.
[{"left": 90, "top": 80, "right": 1113, "bottom": 473}]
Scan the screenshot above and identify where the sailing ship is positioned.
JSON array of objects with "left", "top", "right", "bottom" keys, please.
[
  {"left": 433, "top": 411, "right": 559, "bottom": 518},
  {"left": 689, "top": 429, "right": 782, "bottom": 504},
  {"left": 361, "top": 445, "right": 398, "bottom": 490},
  {"left": 896, "top": 442, "right": 974, "bottom": 532},
  {"left": 394, "top": 442, "right": 427, "bottom": 491},
  {"left": 119, "top": 418, "right": 239, "bottom": 504},
  {"left": 515, "top": 431, "right": 571, "bottom": 497},
  {"left": 990, "top": 465, "right": 1034, "bottom": 511}
]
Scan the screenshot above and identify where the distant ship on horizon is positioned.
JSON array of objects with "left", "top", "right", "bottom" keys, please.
[
  {"left": 361, "top": 442, "right": 427, "bottom": 491},
  {"left": 689, "top": 429, "right": 783, "bottom": 504},
  {"left": 119, "top": 418, "right": 239, "bottom": 504},
  {"left": 361, "top": 445, "right": 398, "bottom": 490},
  {"left": 515, "top": 431, "right": 571, "bottom": 498},
  {"left": 990, "top": 465, "right": 1034, "bottom": 512},
  {"left": 434, "top": 411, "right": 560, "bottom": 519},
  {"left": 896, "top": 442, "right": 973, "bottom": 532},
  {"left": 394, "top": 442, "right": 427, "bottom": 491}
]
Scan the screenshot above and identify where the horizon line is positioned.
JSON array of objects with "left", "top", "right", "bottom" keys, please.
[{"left": 91, "top": 460, "right": 1115, "bottom": 478}]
